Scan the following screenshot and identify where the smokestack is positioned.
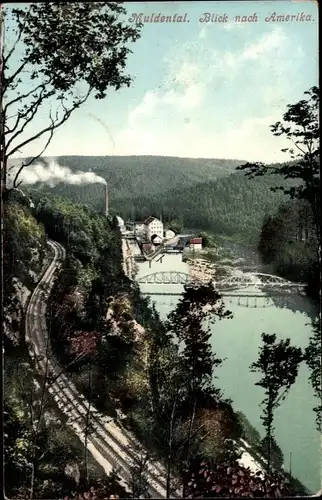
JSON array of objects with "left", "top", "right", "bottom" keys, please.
[{"left": 104, "top": 184, "right": 109, "bottom": 216}]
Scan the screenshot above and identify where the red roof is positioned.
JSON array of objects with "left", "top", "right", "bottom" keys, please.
[{"left": 190, "top": 238, "right": 202, "bottom": 244}]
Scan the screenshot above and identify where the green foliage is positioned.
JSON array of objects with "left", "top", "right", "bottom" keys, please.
[
  {"left": 250, "top": 333, "right": 303, "bottom": 473},
  {"left": 31, "top": 190, "right": 170, "bottom": 417},
  {"left": 166, "top": 217, "right": 184, "bottom": 234},
  {"left": 32, "top": 191, "right": 123, "bottom": 284},
  {"left": 16, "top": 155, "right": 243, "bottom": 212},
  {"left": 304, "top": 317, "right": 322, "bottom": 433},
  {"left": 4, "top": 345, "right": 83, "bottom": 499},
  {"left": 236, "top": 411, "right": 262, "bottom": 448},
  {"left": 236, "top": 411, "right": 284, "bottom": 471},
  {"left": 166, "top": 283, "right": 235, "bottom": 484},
  {"left": 4, "top": 193, "right": 47, "bottom": 347},
  {"left": 238, "top": 87, "right": 320, "bottom": 297},
  {"left": 237, "top": 87, "right": 319, "bottom": 231},
  {"left": 15, "top": 156, "right": 294, "bottom": 245},
  {"left": 198, "top": 232, "right": 218, "bottom": 249},
  {"left": 238, "top": 88, "right": 320, "bottom": 446},
  {"left": 258, "top": 199, "right": 318, "bottom": 289},
  {"left": 259, "top": 436, "right": 284, "bottom": 470},
  {"left": 113, "top": 171, "right": 290, "bottom": 242},
  {"left": 5, "top": 193, "right": 46, "bottom": 289}
]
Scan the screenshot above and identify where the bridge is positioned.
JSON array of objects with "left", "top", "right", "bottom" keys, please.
[
  {"left": 150, "top": 295, "right": 280, "bottom": 309},
  {"left": 136, "top": 271, "right": 306, "bottom": 295}
]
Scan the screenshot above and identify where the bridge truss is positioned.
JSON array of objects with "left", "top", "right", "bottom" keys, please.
[
  {"left": 138, "top": 271, "right": 190, "bottom": 285},
  {"left": 137, "top": 271, "right": 305, "bottom": 291}
]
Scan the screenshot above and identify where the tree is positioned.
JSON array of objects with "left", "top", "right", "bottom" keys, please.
[
  {"left": 257, "top": 201, "right": 318, "bottom": 286},
  {"left": 2, "top": 2, "right": 141, "bottom": 190},
  {"left": 167, "top": 282, "right": 233, "bottom": 495},
  {"left": 128, "top": 447, "right": 150, "bottom": 499},
  {"left": 167, "top": 217, "right": 183, "bottom": 234},
  {"left": 68, "top": 330, "right": 99, "bottom": 489},
  {"left": 237, "top": 87, "right": 320, "bottom": 242},
  {"left": 250, "top": 333, "right": 303, "bottom": 474},
  {"left": 259, "top": 436, "right": 284, "bottom": 470},
  {"left": 4, "top": 345, "right": 83, "bottom": 499},
  {"left": 167, "top": 283, "right": 232, "bottom": 396},
  {"left": 149, "top": 351, "right": 187, "bottom": 498},
  {"left": 304, "top": 317, "right": 322, "bottom": 433},
  {"left": 237, "top": 87, "right": 321, "bottom": 437}
]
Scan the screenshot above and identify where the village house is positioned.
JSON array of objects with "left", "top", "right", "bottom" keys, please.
[{"left": 189, "top": 237, "right": 203, "bottom": 250}]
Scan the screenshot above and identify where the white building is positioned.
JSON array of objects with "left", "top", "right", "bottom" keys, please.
[
  {"left": 151, "top": 235, "right": 163, "bottom": 245},
  {"left": 189, "top": 237, "right": 203, "bottom": 250},
  {"left": 134, "top": 223, "right": 145, "bottom": 235},
  {"left": 164, "top": 229, "right": 175, "bottom": 240},
  {"left": 143, "top": 216, "right": 164, "bottom": 241}
]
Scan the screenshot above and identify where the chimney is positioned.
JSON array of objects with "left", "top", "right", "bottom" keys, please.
[{"left": 104, "top": 184, "right": 109, "bottom": 216}]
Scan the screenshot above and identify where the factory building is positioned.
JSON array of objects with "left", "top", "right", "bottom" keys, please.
[{"left": 143, "top": 216, "right": 164, "bottom": 241}]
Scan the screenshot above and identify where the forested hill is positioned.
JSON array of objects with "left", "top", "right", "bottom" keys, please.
[
  {"left": 113, "top": 171, "right": 292, "bottom": 242},
  {"left": 11, "top": 155, "right": 244, "bottom": 211},
  {"left": 13, "top": 155, "right": 296, "bottom": 243}
]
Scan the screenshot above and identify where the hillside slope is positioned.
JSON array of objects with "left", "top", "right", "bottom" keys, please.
[
  {"left": 113, "top": 171, "right": 292, "bottom": 242},
  {"left": 10, "top": 155, "right": 297, "bottom": 243},
  {"left": 10, "top": 155, "right": 244, "bottom": 211},
  {"left": 4, "top": 192, "right": 47, "bottom": 345}
]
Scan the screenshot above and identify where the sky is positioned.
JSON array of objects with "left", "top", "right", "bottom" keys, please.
[{"left": 3, "top": 1, "right": 319, "bottom": 163}]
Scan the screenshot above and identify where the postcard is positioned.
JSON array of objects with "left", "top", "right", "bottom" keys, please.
[{"left": 1, "top": 1, "right": 320, "bottom": 498}]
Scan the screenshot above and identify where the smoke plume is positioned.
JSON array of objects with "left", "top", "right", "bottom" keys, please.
[{"left": 8, "top": 158, "right": 107, "bottom": 187}]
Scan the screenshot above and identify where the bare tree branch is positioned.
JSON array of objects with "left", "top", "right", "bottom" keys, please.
[
  {"left": 4, "top": 82, "right": 47, "bottom": 116},
  {"left": 6, "top": 88, "right": 92, "bottom": 159},
  {"left": 3, "top": 58, "right": 30, "bottom": 93},
  {"left": 5, "top": 86, "right": 55, "bottom": 149},
  {"left": 289, "top": 137, "right": 308, "bottom": 157}
]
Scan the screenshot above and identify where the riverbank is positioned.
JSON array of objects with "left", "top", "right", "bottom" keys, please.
[
  {"left": 122, "top": 241, "right": 266, "bottom": 477},
  {"left": 182, "top": 254, "right": 317, "bottom": 493},
  {"left": 130, "top": 248, "right": 318, "bottom": 493}
]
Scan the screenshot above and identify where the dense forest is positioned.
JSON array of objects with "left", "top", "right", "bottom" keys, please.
[
  {"left": 113, "top": 171, "right": 293, "bottom": 242},
  {"left": 18, "top": 158, "right": 297, "bottom": 245},
  {"left": 4, "top": 190, "right": 308, "bottom": 498},
  {"left": 257, "top": 199, "right": 319, "bottom": 298},
  {"left": 9, "top": 155, "right": 244, "bottom": 211},
  {"left": 19, "top": 152, "right": 318, "bottom": 291}
]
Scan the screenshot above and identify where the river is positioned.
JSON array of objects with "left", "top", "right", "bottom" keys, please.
[{"left": 136, "top": 253, "right": 320, "bottom": 493}]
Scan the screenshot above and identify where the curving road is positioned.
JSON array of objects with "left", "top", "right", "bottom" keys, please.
[{"left": 25, "top": 239, "right": 178, "bottom": 498}]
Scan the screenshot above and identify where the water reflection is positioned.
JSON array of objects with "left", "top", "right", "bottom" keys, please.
[{"left": 136, "top": 253, "right": 320, "bottom": 492}]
